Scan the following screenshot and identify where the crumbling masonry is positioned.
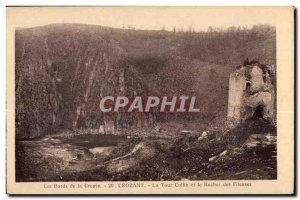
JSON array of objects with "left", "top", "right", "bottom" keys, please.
[{"left": 227, "top": 63, "right": 276, "bottom": 125}]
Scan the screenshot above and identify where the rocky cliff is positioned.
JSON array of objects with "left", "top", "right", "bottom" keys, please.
[
  {"left": 16, "top": 24, "right": 128, "bottom": 137},
  {"left": 15, "top": 24, "right": 276, "bottom": 138}
]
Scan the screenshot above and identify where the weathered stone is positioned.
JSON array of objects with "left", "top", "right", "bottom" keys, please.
[
  {"left": 227, "top": 63, "right": 276, "bottom": 125},
  {"left": 219, "top": 150, "right": 228, "bottom": 156},
  {"left": 209, "top": 156, "right": 217, "bottom": 162}
]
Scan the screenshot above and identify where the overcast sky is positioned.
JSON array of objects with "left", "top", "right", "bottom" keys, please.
[{"left": 7, "top": 7, "right": 281, "bottom": 31}]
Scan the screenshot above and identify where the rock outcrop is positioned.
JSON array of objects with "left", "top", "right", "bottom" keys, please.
[
  {"left": 16, "top": 25, "right": 129, "bottom": 138},
  {"left": 15, "top": 24, "right": 276, "bottom": 138},
  {"left": 227, "top": 63, "right": 276, "bottom": 126}
]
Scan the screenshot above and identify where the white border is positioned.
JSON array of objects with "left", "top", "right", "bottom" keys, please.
[{"left": 1, "top": 1, "right": 298, "bottom": 200}]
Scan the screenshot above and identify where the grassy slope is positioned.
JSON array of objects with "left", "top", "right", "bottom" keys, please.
[{"left": 15, "top": 23, "right": 275, "bottom": 136}]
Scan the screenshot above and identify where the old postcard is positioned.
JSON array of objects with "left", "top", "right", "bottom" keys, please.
[{"left": 6, "top": 6, "right": 294, "bottom": 195}]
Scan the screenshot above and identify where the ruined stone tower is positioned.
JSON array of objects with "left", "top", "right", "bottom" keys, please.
[{"left": 227, "top": 63, "right": 276, "bottom": 125}]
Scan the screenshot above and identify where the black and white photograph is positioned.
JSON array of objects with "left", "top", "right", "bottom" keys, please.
[{"left": 5, "top": 6, "right": 294, "bottom": 195}]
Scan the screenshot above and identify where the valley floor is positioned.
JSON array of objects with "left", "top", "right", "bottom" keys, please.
[{"left": 16, "top": 118, "right": 277, "bottom": 182}]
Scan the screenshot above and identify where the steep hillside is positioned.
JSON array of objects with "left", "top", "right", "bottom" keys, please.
[{"left": 15, "top": 23, "right": 276, "bottom": 138}]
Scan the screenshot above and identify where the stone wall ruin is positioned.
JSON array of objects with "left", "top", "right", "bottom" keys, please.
[{"left": 227, "top": 62, "right": 276, "bottom": 126}]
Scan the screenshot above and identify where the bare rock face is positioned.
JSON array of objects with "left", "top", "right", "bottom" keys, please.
[
  {"left": 16, "top": 24, "right": 276, "bottom": 138},
  {"left": 227, "top": 63, "right": 276, "bottom": 125},
  {"left": 105, "top": 141, "right": 156, "bottom": 174},
  {"left": 243, "top": 91, "right": 274, "bottom": 121},
  {"left": 15, "top": 25, "right": 127, "bottom": 138},
  {"left": 244, "top": 133, "right": 276, "bottom": 149}
]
